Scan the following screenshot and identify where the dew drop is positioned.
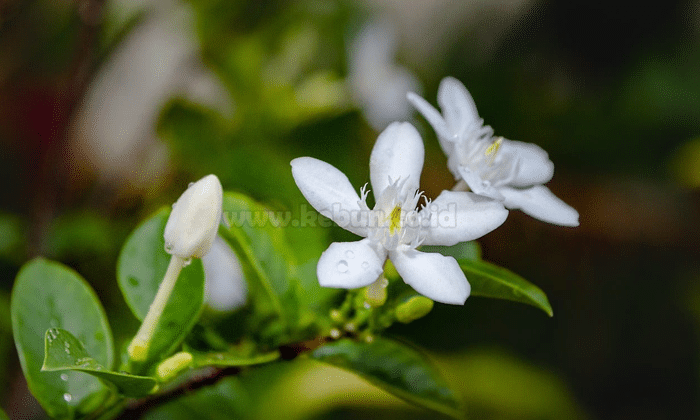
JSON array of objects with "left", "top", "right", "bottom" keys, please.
[
  {"left": 188, "top": 182, "right": 194, "bottom": 187},
  {"left": 182, "top": 258, "right": 192, "bottom": 267},
  {"left": 63, "top": 393, "right": 72, "bottom": 403},
  {"left": 128, "top": 277, "right": 139, "bottom": 287},
  {"left": 336, "top": 260, "right": 349, "bottom": 273},
  {"left": 363, "top": 302, "right": 371, "bottom": 309},
  {"left": 164, "top": 243, "right": 174, "bottom": 253},
  {"left": 60, "top": 373, "right": 68, "bottom": 381},
  {"left": 361, "top": 261, "right": 369, "bottom": 270},
  {"left": 345, "top": 250, "right": 355, "bottom": 259}
]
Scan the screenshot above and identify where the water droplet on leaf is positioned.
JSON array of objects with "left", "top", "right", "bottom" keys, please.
[
  {"left": 128, "top": 277, "right": 139, "bottom": 287},
  {"left": 336, "top": 260, "right": 348, "bottom": 273},
  {"left": 60, "top": 373, "right": 68, "bottom": 381},
  {"left": 63, "top": 393, "right": 72, "bottom": 402},
  {"left": 182, "top": 258, "right": 192, "bottom": 267},
  {"left": 345, "top": 250, "right": 355, "bottom": 259}
]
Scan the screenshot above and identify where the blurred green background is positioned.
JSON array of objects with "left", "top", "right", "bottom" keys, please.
[{"left": 1, "top": 0, "right": 699, "bottom": 418}]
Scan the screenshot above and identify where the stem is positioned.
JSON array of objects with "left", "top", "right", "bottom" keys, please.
[{"left": 128, "top": 256, "right": 186, "bottom": 361}]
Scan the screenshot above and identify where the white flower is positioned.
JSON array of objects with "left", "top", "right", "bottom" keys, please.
[
  {"left": 347, "top": 20, "right": 421, "bottom": 131},
  {"left": 407, "top": 77, "right": 579, "bottom": 226},
  {"left": 164, "top": 174, "right": 223, "bottom": 258},
  {"left": 291, "top": 122, "right": 508, "bottom": 305}
]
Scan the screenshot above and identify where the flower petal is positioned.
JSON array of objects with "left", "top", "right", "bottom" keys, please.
[
  {"left": 501, "top": 139, "right": 554, "bottom": 187},
  {"left": 437, "top": 77, "right": 480, "bottom": 139},
  {"left": 500, "top": 185, "right": 579, "bottom": 226},
  {"left": 457, "top": 166, "right": 505, "bottom": 200},
  {"left": 202, "top": 236, "right": 247, "bottom": 312},
  {"left": 422, "top": 190, "right": 509, "bottom": 245},
  {"left": 370, "top": 122, "right": 425, "bottom": 195},
  {"left": 291, "top": 157, "right": 367, "bottom": 236},
  {"left": 406, "top": 91, "right": 454, "bottom": 156},
  {"left": 390, "top": 246, "right": 470, "bottom": 305},
  {"left": 317, "top": 239, "right": 385, "bottom": 289}
]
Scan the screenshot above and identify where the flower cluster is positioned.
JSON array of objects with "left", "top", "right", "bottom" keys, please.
[{"left": 292, "top": 77, "right": 579, "bottom": 305}]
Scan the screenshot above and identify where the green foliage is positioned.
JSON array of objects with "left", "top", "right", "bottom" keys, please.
[
  {"left": 117, "top": 208, "right": 206, "bottom": 364},
  {"left": 311, "top": 337, "right": 464, "bottom": 419},
  {"left": 42, "top": 328, "right": 157, "bottom": 398},
  {"left": 218, "top": 191, "right": 340, "bottom": 345},
  {"left": 11, "top": 259, "right": 114, "bottom": 419},
  {"left": 459, "top": 259, "right": 553, "bottom": 317}
]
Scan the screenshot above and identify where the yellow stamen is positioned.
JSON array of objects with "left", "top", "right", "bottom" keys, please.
[
  {"left": 389, "top": 205, "right": 401, "bottom": 234},
  {"left": 484, "top": 137, "right": 503, "bottom": 166}
]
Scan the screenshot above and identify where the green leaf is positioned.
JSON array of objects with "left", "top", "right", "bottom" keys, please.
[
  {"left": 11, "top": 258, "right": 114, "bottom": 419},
  {"left": 220, "top": 192, "right": 341, "bottom": 324},
  {"left": 117, "top": 208, "right": 206, "bottom": 362},
  {"left": 190, "top": 348, "right": 280, "bottom": 368},
  {"left": 218, "top": 193, "right": 294, "bottom": 340},
  {"left": 142, "top": 377, "right": 250, "bottom": 420},
  {"left": 421, "top": 241, "right": 481, "bottom": 262},
  {"left": 459, "top": 259, "right": 553, "bottom": 317},
  {"left": 0, "top": 406, "right": 8, "bottom": 420},
  {"left": 42, "top": 328, "right": 157, "bottom": 398},
  {"left": 311, "top": 337, "right": 464, "bottom": 419}
]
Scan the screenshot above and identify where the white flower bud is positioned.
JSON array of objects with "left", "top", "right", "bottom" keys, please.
[{"left": 164, "top": 174, "right": 223, "bottom": 258}]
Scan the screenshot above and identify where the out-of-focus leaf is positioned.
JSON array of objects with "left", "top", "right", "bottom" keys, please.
[
  {"left": 311, "top": 337, "right": 463, "bottom": 419},
  {"left": 117, "top": 208, "right": 206, "bottom": 362},
  {"left": 0, "top": 406, "right": 8, "bottom": 420},
  {"left": 11, "top": 258, "right": 113, "bottom": 418},
  {"left": 459, "top": 259, "right": 553, "bottom": 317},
  {"left": 42, "top": 328, "right": 157, "bottom": 398},
  {"left": 0, "top": 212, "right": 24, "bottom": 262},
  {"left": 435, "top": 349, "right": 588, "bottom": 420},
  {"left": 142, "top": 377, "right": 250, "bottom": 420}
]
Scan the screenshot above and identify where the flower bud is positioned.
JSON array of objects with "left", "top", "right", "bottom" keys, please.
[
  {"left": 395, "top": 296, "right": 433, "bottom": 324},
  {"left": 156, "top": 351, "right": 193, "bottom": 381},
  {"left": 164, "top": 174, "right": 223, "bottom": 258}
]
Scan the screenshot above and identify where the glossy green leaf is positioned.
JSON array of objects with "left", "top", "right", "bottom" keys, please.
[
  {"left": 311, "top": 337, "right": 464, "bottom": 419},
  {"left": 11, "top": 258, "right": 114, "bottom": 419},
  {"left": 117, "top": 208, "right": 206, "bottom": 362},
  {"left": 459, "top": 259, "right": 553, "bottom": 317},
  {"left": 42, "top": 328, "right": 157, "bottom": 398}
]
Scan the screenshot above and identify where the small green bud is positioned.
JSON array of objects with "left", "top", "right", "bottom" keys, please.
[
  {"left": 395, "top": 296, "right": 434, "bottom": 324},
  {"left": 362, "top": 277, "right": 388, "bottom": 307},
  {"left": 156, "top": 351, "right": 193, "bottom": 381}
]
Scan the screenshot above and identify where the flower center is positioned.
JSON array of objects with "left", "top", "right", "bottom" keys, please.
[
  {"left": 462, "top": 136, "right": 518, "bottom": 186},
  {"left": 389, "top": 205, "right": 402, "bottom": 234},
  {"left": 361, "top": 178, "right": 427, "bottom": 252}
]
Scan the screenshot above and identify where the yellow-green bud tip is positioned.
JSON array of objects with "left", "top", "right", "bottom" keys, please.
[
  {"left": 127, "top": 338, "right": 149, "bottom": 362},
  {"left": 395, "top": 296, "right": 434, "bottom": 324},
  {"left": 156, "top": 351, "right": 193, "bottom": 381}
]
